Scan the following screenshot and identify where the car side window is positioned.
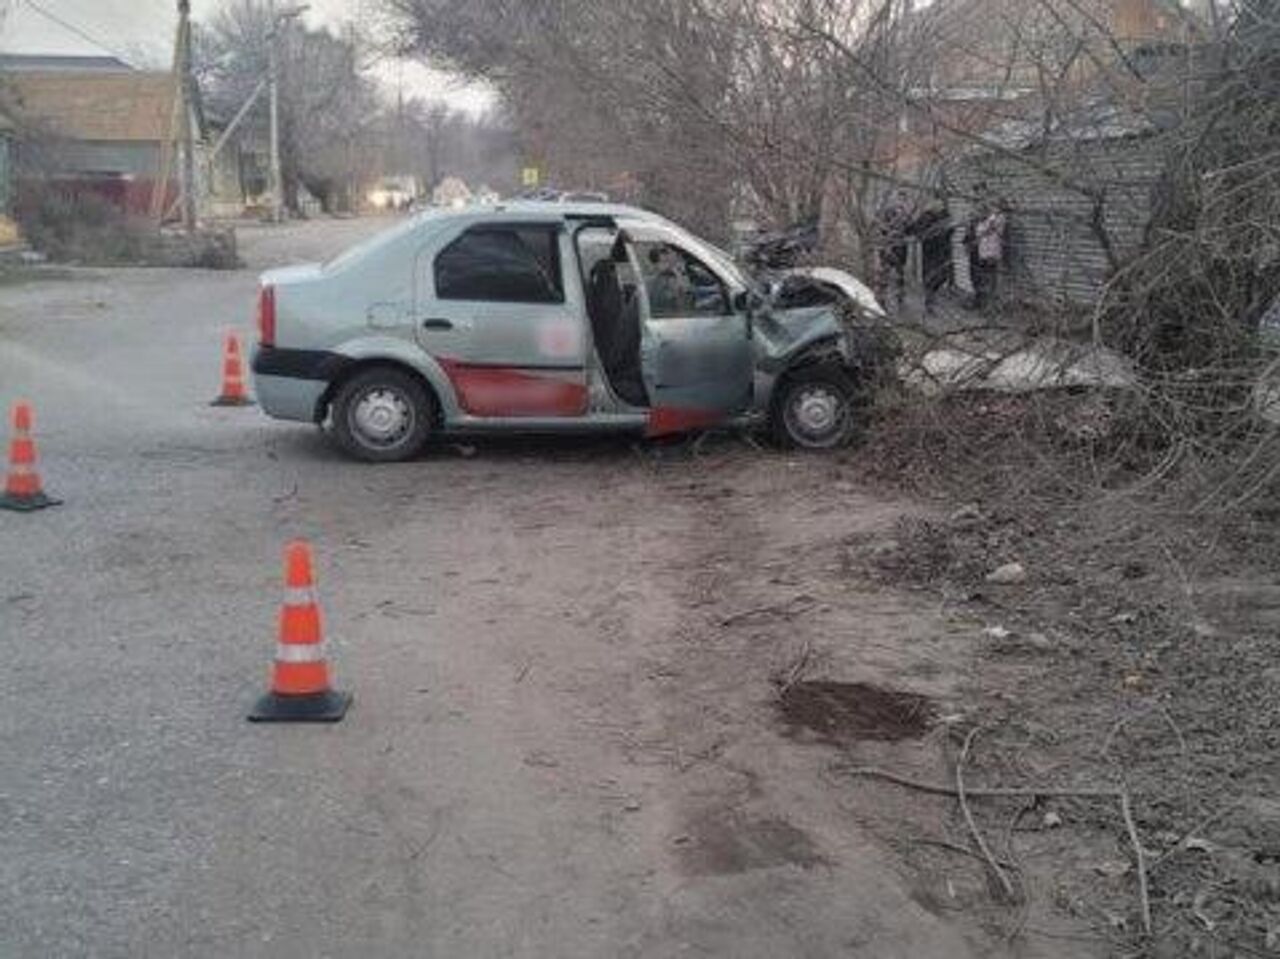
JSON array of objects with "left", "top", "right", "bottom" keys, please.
[
  {"left": 434, "top": 226, "right": 564, "bottom": 303},
  {"left": 633, "top": 242, "right": 728, "bottom": 318}
]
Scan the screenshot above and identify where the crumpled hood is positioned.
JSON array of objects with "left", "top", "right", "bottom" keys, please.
[{"left": 752, "top": 304, "right": 844, "bottom": 373}]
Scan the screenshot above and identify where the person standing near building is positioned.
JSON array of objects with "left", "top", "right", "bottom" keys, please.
[
  {"left": 911, "top": 204, "right": 952, "bottom": 316},
  {"left": 876, "top": 193, "right": 912, "bottom": 313},
  {"left": 973, "top": 201, "right": 1007, "bottom": 309}
]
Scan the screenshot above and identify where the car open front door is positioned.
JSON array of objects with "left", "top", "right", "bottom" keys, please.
[{"left": 621, "top": 226, "right": 754, "bottom": 435}]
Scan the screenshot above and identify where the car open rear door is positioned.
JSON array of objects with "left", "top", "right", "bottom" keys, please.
[{"left": 621, "top": 225, "right": 754, "bottom": 435}]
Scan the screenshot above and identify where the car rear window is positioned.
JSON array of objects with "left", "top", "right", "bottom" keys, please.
[
  {"left": 324, "top": 214, "right": 427, "bottom": 272},
  {"left": 434, "top": 226, "right": 564, "bottom": 303}
]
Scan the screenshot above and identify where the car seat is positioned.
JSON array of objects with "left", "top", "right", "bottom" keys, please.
[{"left": 588, "top": 259, "right": 647, "bottom": 406}]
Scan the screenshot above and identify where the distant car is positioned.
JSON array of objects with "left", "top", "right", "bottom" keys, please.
[
  {"left": 251, "top": 202, "right": 888, "bottom": 460},
  {"left": 368, "top": 178, "right": 416, "bottom": 211}
]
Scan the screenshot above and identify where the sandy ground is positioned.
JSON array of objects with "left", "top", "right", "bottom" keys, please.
[{"left": 0, "top": 217, "right": 1099, "bottom": 957}]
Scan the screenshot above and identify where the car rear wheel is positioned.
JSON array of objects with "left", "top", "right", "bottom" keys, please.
[
  {"left": 772, "top": 365, "right": 857, "bottom": 450},
  {"left": 331, "top": 367, "right": 435, "bottom": 462}
]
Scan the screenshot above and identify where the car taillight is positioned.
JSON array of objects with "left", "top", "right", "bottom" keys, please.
[{"left": 257, "top": 285, "right": 276, "bottom": 346}]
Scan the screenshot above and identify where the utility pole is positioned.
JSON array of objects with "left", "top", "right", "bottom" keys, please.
[
  {"left": 178, "top": 0, "right": 198, "bottom": 231},
  {"left": 267, "top": 3, "right": 309, "bottom": 224},
  {"left": 267, "top": 0, "right": 283, "bottom": 223}
]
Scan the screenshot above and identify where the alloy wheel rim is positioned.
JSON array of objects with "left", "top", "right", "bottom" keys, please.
[
  {"left": 786, "top": 385, "right": 847, "bottom": 446},
  {"left": 350, "top": 387, "right": 414, "bottom": 448}
]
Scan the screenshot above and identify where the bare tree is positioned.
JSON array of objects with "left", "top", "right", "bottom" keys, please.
[
  {"left": 393, "top": 97, "right": 520, "bottom": 193},
  {"left": 388, "top": 0, "right": 1277, "bottom": 355},
  {"left": 386, "top": 0, "right": 914, "bottom": 243},
  {"left": 197, "top": 1, "right": 383, "bottom": 212}
]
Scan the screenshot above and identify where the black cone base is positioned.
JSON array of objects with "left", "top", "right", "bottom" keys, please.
[
  {"left": 210, "top": 396, "right": 255, "bottom": 407},
  {"left": 248, "top": 688, "right": 351, "bottom": 723},
  {"left": 0, "top": 491, "right": 62, "bottom": 512}
]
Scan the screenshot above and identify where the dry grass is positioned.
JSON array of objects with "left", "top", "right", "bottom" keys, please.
[{"left": 840, "top": 380, "right": 1280, "bottom": 954}]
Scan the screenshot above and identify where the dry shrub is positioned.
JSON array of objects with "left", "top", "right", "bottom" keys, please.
[
  {"left": 16, "top": 185, "right": 152, "bottom": 265},
  {"left": 848, "top": 356, "right": 1280, "bottom": 955},
  {"left": 15, "top": 185, "right": 239, "bottom": 269},
  {"left": 857, "top": 360, "right": 1280, "bottom": 561}
]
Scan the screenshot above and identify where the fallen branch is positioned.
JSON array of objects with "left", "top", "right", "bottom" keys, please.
[
  {"left": 958, "top": 728, "right": 1018, "bottom": 902},
  {"left": 1151, "top": 801, "right": 1240, "bottom": 871},
  {"left": 839, "top": 762, "right": 1152, "bottom": 937},
  {"left": 778, "top": 638, "right": 813, "bottom": 694},
  {"left": 909, "top": 836, "right": 1018, "bottom": 870},
  {"left": 835, "top": 765, "right": 1121, "bottom": 799},
  {"left": 1120, "top": 787, "right": 1154, "bottom": 938},
  {"left": 719, "top": 594, "right": 815, "bottom": 627}
]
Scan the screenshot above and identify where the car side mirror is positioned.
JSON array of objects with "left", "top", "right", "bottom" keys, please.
[{"left": 734, "top": 289, "right": 763, "bottom": 313}]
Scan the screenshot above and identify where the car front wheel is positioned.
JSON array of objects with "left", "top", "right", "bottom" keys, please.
[
  {"left": 772, "top": 365, "right": 858, "bottom": 450},
  {"left": 330, "top": 367, "right": 435, "bottom": 462}
]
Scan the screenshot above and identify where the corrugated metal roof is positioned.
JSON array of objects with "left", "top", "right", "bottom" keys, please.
[
  {"left": 980, "top": 98, "right": 1159, "bottom": 151},
  {"left": 7, "top": 71, "right": 180, "bottom": 143}
]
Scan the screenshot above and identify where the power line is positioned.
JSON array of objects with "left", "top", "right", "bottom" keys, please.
[{"left": 18, "top": 0, "right": 138, "bottom": 65}]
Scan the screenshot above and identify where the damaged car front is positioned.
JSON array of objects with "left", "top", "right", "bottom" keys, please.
[
  {"left": 742, "top": 246, "right": 900, "bottom": 446},
  {"left": 621, "top": 212, "right": 896, "bottom": 446}
]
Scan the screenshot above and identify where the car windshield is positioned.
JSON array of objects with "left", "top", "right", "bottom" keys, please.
[
  {"left": 664, "top": 228, "right": 751, "bottom": 290},
  {"left": 699, "top": 239, "right": 747, "bottom": 284}
]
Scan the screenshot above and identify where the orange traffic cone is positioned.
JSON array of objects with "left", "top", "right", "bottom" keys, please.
[
  {"left": 0, "top": 402, "right": 61, "bottom": 512},
  {"left": 211, "top": 333, "right": 254, "bottom": 407},
  {"left": 248, "top": 540, "right": 351, "bottom": 722}
]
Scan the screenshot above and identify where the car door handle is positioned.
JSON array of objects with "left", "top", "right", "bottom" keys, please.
[{"left": 420, "top": 318, "right": 454, "bottom": 331}]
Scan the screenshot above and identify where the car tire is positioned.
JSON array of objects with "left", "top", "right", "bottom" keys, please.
[
  {"left": 771, "top": 364, "right": 858, "bottom": 450},
  {"left": 330, "top": 367, "right": 435, "bottom": 462}
]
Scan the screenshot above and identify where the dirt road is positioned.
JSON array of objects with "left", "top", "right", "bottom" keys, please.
[{"left": 0, "top": 218, "right": 1094, "bottom": 957}]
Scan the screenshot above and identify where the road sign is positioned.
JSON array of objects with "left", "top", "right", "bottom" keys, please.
[{"left": 521, "top": 167, "right": 541, "bottom": 188}]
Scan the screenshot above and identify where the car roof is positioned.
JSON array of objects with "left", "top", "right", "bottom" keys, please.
[
  {"left": 434, "top": 201, "right": 749, "bottom": 289},
  {"left": 318, "top": 201, "right": 749, "bottom": 288},
  {"left": 445, "top": 200, "right": 665, "bottom": 223}
]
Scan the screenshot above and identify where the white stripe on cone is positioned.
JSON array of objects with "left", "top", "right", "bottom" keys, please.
[
  {"left": 282, "top": 586, "right": 316, "bottom": 606},
  {"left": 275, "top": 642, "right": 326, "bottom": 664}
]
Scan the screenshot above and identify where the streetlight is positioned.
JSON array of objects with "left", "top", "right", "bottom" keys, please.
[{"left": 267, "top": 2, "right": 309, "bottom": 223}]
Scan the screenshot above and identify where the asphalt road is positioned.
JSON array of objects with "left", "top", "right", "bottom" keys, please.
[{"left": 0, "top": 218, "right": 1063, "bottom": 958}]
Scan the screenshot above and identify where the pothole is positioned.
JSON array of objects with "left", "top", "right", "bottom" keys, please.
[{"left": 778, "top": 681, "right": 934, "bottom": 743}]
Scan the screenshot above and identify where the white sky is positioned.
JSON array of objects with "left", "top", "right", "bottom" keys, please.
[{"left": 0, "top": 0, "right": 495, "bottom": 113}]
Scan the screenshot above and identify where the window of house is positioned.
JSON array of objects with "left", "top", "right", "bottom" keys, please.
[{"left": 435, "top": 226, "right": 564, "bottom": 303}]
